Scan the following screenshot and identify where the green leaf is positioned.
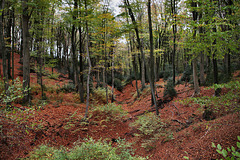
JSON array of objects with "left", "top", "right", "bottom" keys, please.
[
  {"left": 222, "top": 149, "right": 228, "bottom": 157},
  {"left": 217, "top": 149, "right": 222, "bottom": 154},
  {"left": 183, "top": 156, "right": 189, "bottom": 160},
  {"left": 237, "top": 142, "right": 240, "bottom": 149},
  {"left": 212, "top": 142, "right": 216, "bottom": 148},
  {"left": 217, "top": 144, "right": 222, "bottom": 150},
  {"left": 235, "top": 152, "right": 240, "bottom": 158},
  {"left": 232, "top": 146, "right": 236, "bottom": 152},
  {"left": 237, "top": 136, "right": 240, "bottom": 141}
]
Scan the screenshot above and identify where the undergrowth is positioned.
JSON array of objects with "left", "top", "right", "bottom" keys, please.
[
  {"left": 130, "top": 112, "right": 165, "bottom": 151},
  {"left": 212, "top": 136, "right": 240, "bottom": 160},
  {"left": 28, "top": 137, "right": 146, "bottom": 160},
  {"left": 93, "top": 86, "right": 112, "bottom": 103},
  {"left": 179, "top": 80, "right": 240, "bottom": 114},
  {"left": 0, "top": 77, "right": 30, "bottom": 107},
  {"left": 92, "top": 103, "right": 127, "bottom": 120}
]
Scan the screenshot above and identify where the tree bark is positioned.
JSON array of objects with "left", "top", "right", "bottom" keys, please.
[
  {"left": 0, "top": 0, "right": 9, "bottom": 94},
  {"left": 78, "top": 4, "right": 84, "bottom": 103},
  {"left": 192, "top": 0, "right": 200, "bottom": 95},
  {"left": 124, "top": 0, "right": 146, "bottom": 90},
  {"left": 172, "top": 0, "right": 176, "bottom": 85},
  {"left": 147, "top": 0, "right": 158, "bottom": 115},
  {"left": 11, "top": 6, "right": 15, "bottom": 80},
  {"left": 111, "top": 45, "right": 115, "bottom": 103},
  {"left": 84, "top": 0, "right": 92, "bottom": 119},
  {"left": 22, "top": 0, "right": 31, "bottom": 105}
]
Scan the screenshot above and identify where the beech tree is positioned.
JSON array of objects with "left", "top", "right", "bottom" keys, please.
[{"left": 22, "top": 0, "right": 31, "bottom": 104}]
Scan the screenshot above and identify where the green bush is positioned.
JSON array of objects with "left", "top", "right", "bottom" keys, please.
[
  {"left": 93, "top": 87, "right": 112, "bottom": 103},
  {"left": 48, "top": 72, "right": 60, "bottom": 80},
  {"left": 113, "top": 78, "right": 124, "bottom": 92},
  {"left": 0, "top": 77, "right": 30, "bottom": 107},
  {"left": 27, "top": 145, "right": 67, "bottom": 160},
  {"left": 57, "top": 82, "right": 75, "bottom": 93},
  {"left": 93, "top": 103, "right": 127, "bottom": 120},
  {"left": 163, "top": 78, "right": 177, "bottom": 98},
  {"left": 180, "top": 64, "right": 192, "bottom": 82},
  {"left": 28, "top": 138, "right": 146, "bottom": 160},
  {"left": 130, "top": 112, "right": 164, "bottom": 136},
  {"left": 179, "top": 80, "right": 240, "bottom": 113},
  {"left": 212, "top": 136, "right": 240, "bottom": 160}
]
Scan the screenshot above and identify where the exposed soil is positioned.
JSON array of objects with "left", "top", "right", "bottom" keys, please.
[{"left": 0, "top": 53, "right": 239, "bottom": 160}]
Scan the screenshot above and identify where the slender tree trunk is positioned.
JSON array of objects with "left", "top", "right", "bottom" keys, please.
[
  {"left": 198, "top": 4, "right": 205, "bottom": 86},
  {"left": 84, "top": 0, "right": 92, "bottom": 119},
  {"left": 130, "top": 33, "right": 140, "bottom": 98},
  {"left": 124, "top": 0, "right": 145, "bottom": 90},
  {"left": 72, "top": 0, "right": 82, "bottom": 103},
  {"left": 172, "top": 0, "right": 176, "bottom": 85},
  {"left": 148, "top": 0, "right": 158, "bottom": 115},
  {"left": 111, "top": 45, "right": 115, "bottom": 103},
  {"left": 192, "top": 1, "right": 200, "bottom": 95},
  {"left": 200, "top": 53, "right": 205, "bottom": 85},
  {"left": 79, "top": 15, "right": 84, "bottom": 103},
  {"left": 104, "top": 17, "right": 108, "bottom": 104},
  {"left": 213, "top": 53, "right": 221, "bottom": 96},
  {"left": 11, "top": 7, "right": 15, "bottom": 80}
]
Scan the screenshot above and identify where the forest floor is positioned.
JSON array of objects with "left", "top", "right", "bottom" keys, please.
[{"left": 0, "top": 53, "right": 240, "bottom": 160}]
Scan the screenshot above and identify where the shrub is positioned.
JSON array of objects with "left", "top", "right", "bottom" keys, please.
[
  {"left": 92, "top": 103, "right": 127, "bottom": 120},
  {"left": 0, "top": 77, "right": 30, "bottom": 107},
  {"left": 48, "top": 72, "right": 60, "bottom": 80},
  {"left": 57, "top": 82, "right": 75, "bottom": 93},
  {"left": 27, "top": 145, "right": 67, "bottom": 160},
  {"left": 93, "top": 87, "right": 112, "bottom": 103},
  {"left": 180, "top": 64, "right": 192, "bottom": 82},
  {"left": 163, "top": 78, "right": 177, "bottom": 98},
  {"left": 130, "top": 112, "right": 164, "bottom": 136},
  {"left": 113, "top": 78, "right": 124, "bottom": 91},
  {"left": 179, "top": 80, "right": 240, "bottom": 114},
  {"left": 28, "top": 138, "right": 146, "bottom": 160}
]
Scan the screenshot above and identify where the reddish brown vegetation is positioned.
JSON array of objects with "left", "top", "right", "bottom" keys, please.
[{"left": 0, "top": 53, "right": 239, "bottom": 160}]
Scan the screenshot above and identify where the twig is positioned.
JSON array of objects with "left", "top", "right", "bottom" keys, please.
[{"left": 200, "top": 126, "right": 211, "bottom": 139}]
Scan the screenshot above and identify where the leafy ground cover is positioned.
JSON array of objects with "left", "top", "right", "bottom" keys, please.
[{"left": 0, "top": 53, "right": 240, "bottom": 159}]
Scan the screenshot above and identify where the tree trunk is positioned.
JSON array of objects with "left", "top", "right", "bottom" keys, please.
[
  {"left": 124, "top": 0, "right": 145, "bottom": 90},
  {"left": 213, "top": 53, "right": 221, "bottom": 96},
  {"left": 11, "top": 6, "right": 15, "bottom": 80},
  {"left": 111, "top": 46, "right": 115, "bottom": 103},
  {"left": 148, "top": 0, "right": 158, "bottom": 115},
  {"left": 84, "top": 0, "right": 92, "bottom": 119},
  {"left": 22, "top": 0, "right": 31, "bottom": 105},
  {"left": 172, "top": 0, "right": 176, "bottom": 85},
  {"left": 104, "top": 17, "right": 108, "bottom": 104},
  {"left": 192, "top": 1, "right": 200, "bottom": 95},
  {"left": 0, "top": 0, "right": 9, "bottom": 96},
  {"left": 200, "top": 53, "right": 205, "bottom": 85},
  {"left": 78, "top": 15, "right": 84, "bottom": 103}
]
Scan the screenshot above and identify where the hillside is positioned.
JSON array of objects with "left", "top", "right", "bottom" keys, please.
[{"left": 0, "top": 53, "right": 240, "bottom": 160}]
